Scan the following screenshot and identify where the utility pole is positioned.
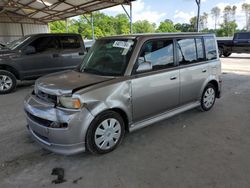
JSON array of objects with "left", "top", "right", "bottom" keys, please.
[{"left": 195, "top": 0, "right": 201, "bottom": 32}]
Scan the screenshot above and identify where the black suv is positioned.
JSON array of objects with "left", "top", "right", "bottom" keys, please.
[{"left": 0, "top": 33, "right": 86, "bottom": 94}]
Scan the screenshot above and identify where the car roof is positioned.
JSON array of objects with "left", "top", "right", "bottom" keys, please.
[
  {"left": 100, "top": 32, "right": 215, "bottom": 40},
  {"left": 26, "top": 33, "right": 81, "bottom": 37}
]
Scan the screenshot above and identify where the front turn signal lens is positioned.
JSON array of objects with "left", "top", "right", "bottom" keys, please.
[{"left": 59, "top": 97, "right": 82, "bottom": 109}]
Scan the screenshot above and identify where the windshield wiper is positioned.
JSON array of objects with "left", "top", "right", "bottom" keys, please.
[{"left": 83, "top": 68, "right": 105, "bottom": 75}]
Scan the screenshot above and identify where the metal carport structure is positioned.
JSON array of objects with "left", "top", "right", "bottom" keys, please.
[{"left": 0, "top": 0, "right": 135, "bottom": 41}]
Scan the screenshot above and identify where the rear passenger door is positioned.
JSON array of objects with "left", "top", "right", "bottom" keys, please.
[
  {"left": 177, "top": 37, "right": 209, "bottom": 104},
  {"left": 131, "top": 39, "right": 180, "bottom": 122},
  {"left": 58, "top": 36, "right": 85, "bottom": 70}
]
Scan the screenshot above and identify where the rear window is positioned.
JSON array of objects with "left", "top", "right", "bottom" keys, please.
[
  {"left": 236, "top": 33, "right": 250, "bottom": 40},
  {"left": 204, "top": 37, "right": 217, "bottom": 60},
  {"left": 59, "top": 36, "right": 81, "bottom": 49}
]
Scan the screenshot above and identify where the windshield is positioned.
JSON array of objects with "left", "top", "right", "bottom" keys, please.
[
  {"left": 79, "top": 39, "right": 135, "bottom": 76},
  {"left": 5, "top": 36, "right": 31, "bottom": 50}
]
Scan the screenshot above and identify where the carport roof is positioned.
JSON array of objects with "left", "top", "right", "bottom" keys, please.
[{"left": 0, "top": 0, "right": 134, "bottom": 24}]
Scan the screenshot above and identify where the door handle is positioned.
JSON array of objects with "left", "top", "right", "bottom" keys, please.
[
  {"left": 202, "top": 69, "right": 207, "bottom": 73},
  {"left": 52, "top": 54, "right": 59, "bottom": 58},
  {"left": 170, "top": 76, "right": 177, "bottom": 80}
]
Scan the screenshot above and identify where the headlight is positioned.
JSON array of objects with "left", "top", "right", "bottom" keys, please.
[{"left": 59, "top": 96, "right": 82, "bottom": 109}]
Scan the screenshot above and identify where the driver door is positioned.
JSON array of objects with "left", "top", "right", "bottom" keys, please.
[
  {"left": 17, "top": 36, "right": 63, "bottom": 79},
  {"left": 131, "top": 39, "right": 180, "bottom": 122}
]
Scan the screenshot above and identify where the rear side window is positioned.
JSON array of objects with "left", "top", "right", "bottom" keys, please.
[
  {"left": 29, "top": 36, "right": 59, "bottom": 53},
  {"left": 177, "top": 38, "right": 197, "bottom": 65},
  {"left": 59, "top": 36, "right": 81, "bottom": 49},
  {"left": 196, "top": 38, "right": 205, "bottom": 61},
  {"left": 136, "top": 39, "right": 175, "bottom": 72},
  {"left": 204, "top": 37, "right": 217, "bottom": 60}
]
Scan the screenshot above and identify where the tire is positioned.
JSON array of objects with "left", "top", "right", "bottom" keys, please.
[
  {"left": 199, "top": 84, "right": 216, "bottom": 112},
  {"left": 86, "top": 110, "right": 125, "bottom": 154},
  {"left": 218, "top": 47, "right": 223, "bottom": 58},
  {"left": 0, "top": 70, "right": 17, "bottom": 94},
  {"left": 223, "top": 52, "right": 231, "bottom": 57}
]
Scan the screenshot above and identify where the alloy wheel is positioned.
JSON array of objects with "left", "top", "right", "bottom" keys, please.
[{"left": 0, "top": 75, "right": 13, "bottom": 91}]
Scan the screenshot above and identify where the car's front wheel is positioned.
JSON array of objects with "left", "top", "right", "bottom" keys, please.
[
  {"left": 86, "top": 111, "right": 125, "bottom": 154},
  {"left": 0, "top": 70, "right": 17, "bottom": 94},
  {"left": 200, "top": 84, "right": 216, "bottom": 111}
]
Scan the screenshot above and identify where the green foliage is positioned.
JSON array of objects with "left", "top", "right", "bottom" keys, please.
[
  {"left": 133, "top": 20, "right": 156, "bottom": 33},
  {"left": 156, "top": 21, "right": 178, "bottom": 33},
  {"left": 217, "top": 21, "right": 238, "bottom": 37},
  {"left": 49, "top": 3, "right": 248, "bottom": 39}
]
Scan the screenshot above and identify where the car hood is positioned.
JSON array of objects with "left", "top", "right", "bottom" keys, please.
[
  {"left": 0, "top": 49, "right": 15, "bottom": 57},
  {"left": 36, "top": 70, "right": 115, "bottom": 96}
]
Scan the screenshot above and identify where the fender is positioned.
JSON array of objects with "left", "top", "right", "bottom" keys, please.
[
  {"left": 75, "top": 80, "right": 133, "bottom": 128},
  {"left": 199, "top": 75, "right": 220, "bottom": 100}
]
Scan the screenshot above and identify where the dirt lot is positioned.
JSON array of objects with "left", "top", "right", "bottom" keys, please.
[{"left": 0, "top": 54, "right": 250, "bottom": 188}]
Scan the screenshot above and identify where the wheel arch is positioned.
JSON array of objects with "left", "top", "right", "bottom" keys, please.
[
  {"left": 200, "top": 77, "right": 220, "bottom": 99},
  {"left": 88, "top": 107, "right": 130, "bottom": 133},
  {"left": 0, "top": 64, "right": 20, "bottom": 80},
  {"left": 207, "top": 80, "right": 219, "bottom": 97}
]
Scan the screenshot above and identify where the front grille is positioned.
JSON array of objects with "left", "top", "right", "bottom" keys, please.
[
  {"left": 26, "top": 110, "right": 53, "bottom": 127},
  {"left": 36, "top": 90, "right": 57, "bottom": 104},
  {"left": 26, "top": 110, "right": 68, "bottom": 128}
]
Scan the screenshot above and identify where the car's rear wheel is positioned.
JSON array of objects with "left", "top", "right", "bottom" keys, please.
[
  {"left": 223, "top": 51, "right": 231, "bottom": 57},
  {"left": 86, "top": 110, "right": 125, "bottom": 154},
  {"left": 200, "top": 84, "right": 216, "bottom": 111},
  {"left": 218, "top": 47, "right": 223, "bottom": 57},
  {"left": 0, "top": 70, "right": 17, "bottom": 94}
]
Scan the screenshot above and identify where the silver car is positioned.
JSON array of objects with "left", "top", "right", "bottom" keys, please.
[{"left": 24, "top": 33, "right": 221, "bottom": 155}]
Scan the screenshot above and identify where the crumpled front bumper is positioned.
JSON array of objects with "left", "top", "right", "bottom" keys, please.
[{"left": 24, "top": 94, "right": 94, "bottom": 155}]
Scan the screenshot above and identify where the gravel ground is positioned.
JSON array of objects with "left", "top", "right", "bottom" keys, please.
[{"left": 0, "top": 54, "right": 250, "bottom": 188}]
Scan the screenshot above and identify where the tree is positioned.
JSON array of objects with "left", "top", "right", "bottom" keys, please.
[
  {"left": 222, "top": 6, "right": 237, "bottom": 36},
  {"left": 200, "top": 12, "right": 208, "bottom": 31},
  {"left": 156, "top": 20, "right": 178, "bottom": 33},
  {"left": 174, "top": 23, "right": 193, "bottom": 32},
  {"left": 114, "top": 14, "right": 130, "bottom": 34},
  {"left": 242, "top": 3, "right": 250, "bottom": 31},
  {"left": 211, "top": 7, "right": 221, "bottom": 30},
  {"left": 133, "top": 20, "right": 156, "bottom": 33},
  {"left": 190, "top": 16, "right": 197, "bottom": 31},
  {"left": 223, "top": 5, "right": 237, "bottom": 23}
]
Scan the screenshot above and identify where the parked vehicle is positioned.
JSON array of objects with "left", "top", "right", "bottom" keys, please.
[
  {"left": 0, "top": 42, "right": 5, "bottom": 49},
  {"left": 0, "top": 33, "right": 86, "bottom": 94},
  {"left": 217, "top": 32, "right": 250, "bottom": 57},
  {"left": 24, "top": 33, "right": 222, "bottom": 155}
]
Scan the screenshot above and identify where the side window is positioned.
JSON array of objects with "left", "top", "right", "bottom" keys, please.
[
  {"left": 196, "top": 38, "right": 205, "bottom": 61},
  {"left": 204, "top": 37, "right": 217, "bottom": 60},
  {"left": 29, "top": 36, "right": 59, "bottom": 53},
  {"left": 136, "top": 39, "right": 175, "bottom": 72},
  {"left": 60, "top": 36, "right": 81, "bottom": 50},
  {"left": 177, "top": 38, "right": 197, "bottom": 65}
]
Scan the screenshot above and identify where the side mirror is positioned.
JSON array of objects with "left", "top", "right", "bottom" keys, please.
[
  {"left": 136, "top": 61, "right": 152, "bottom": 73},
  {"left": 23, "top": 45, "right": 36, "bottom": 55}
]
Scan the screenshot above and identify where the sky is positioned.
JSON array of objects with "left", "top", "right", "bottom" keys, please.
[{"left": 102, "top": 0, "right": 250, "bottom": 29}]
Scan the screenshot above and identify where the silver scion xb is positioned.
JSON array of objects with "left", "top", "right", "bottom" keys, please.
[{"left": 24, "top": 33, "right": 222, "bottom": 155}]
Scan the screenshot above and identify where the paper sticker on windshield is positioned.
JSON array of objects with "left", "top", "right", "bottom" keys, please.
[{"left": 113, "top": 41, "right": 132, "bottom": 49}]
